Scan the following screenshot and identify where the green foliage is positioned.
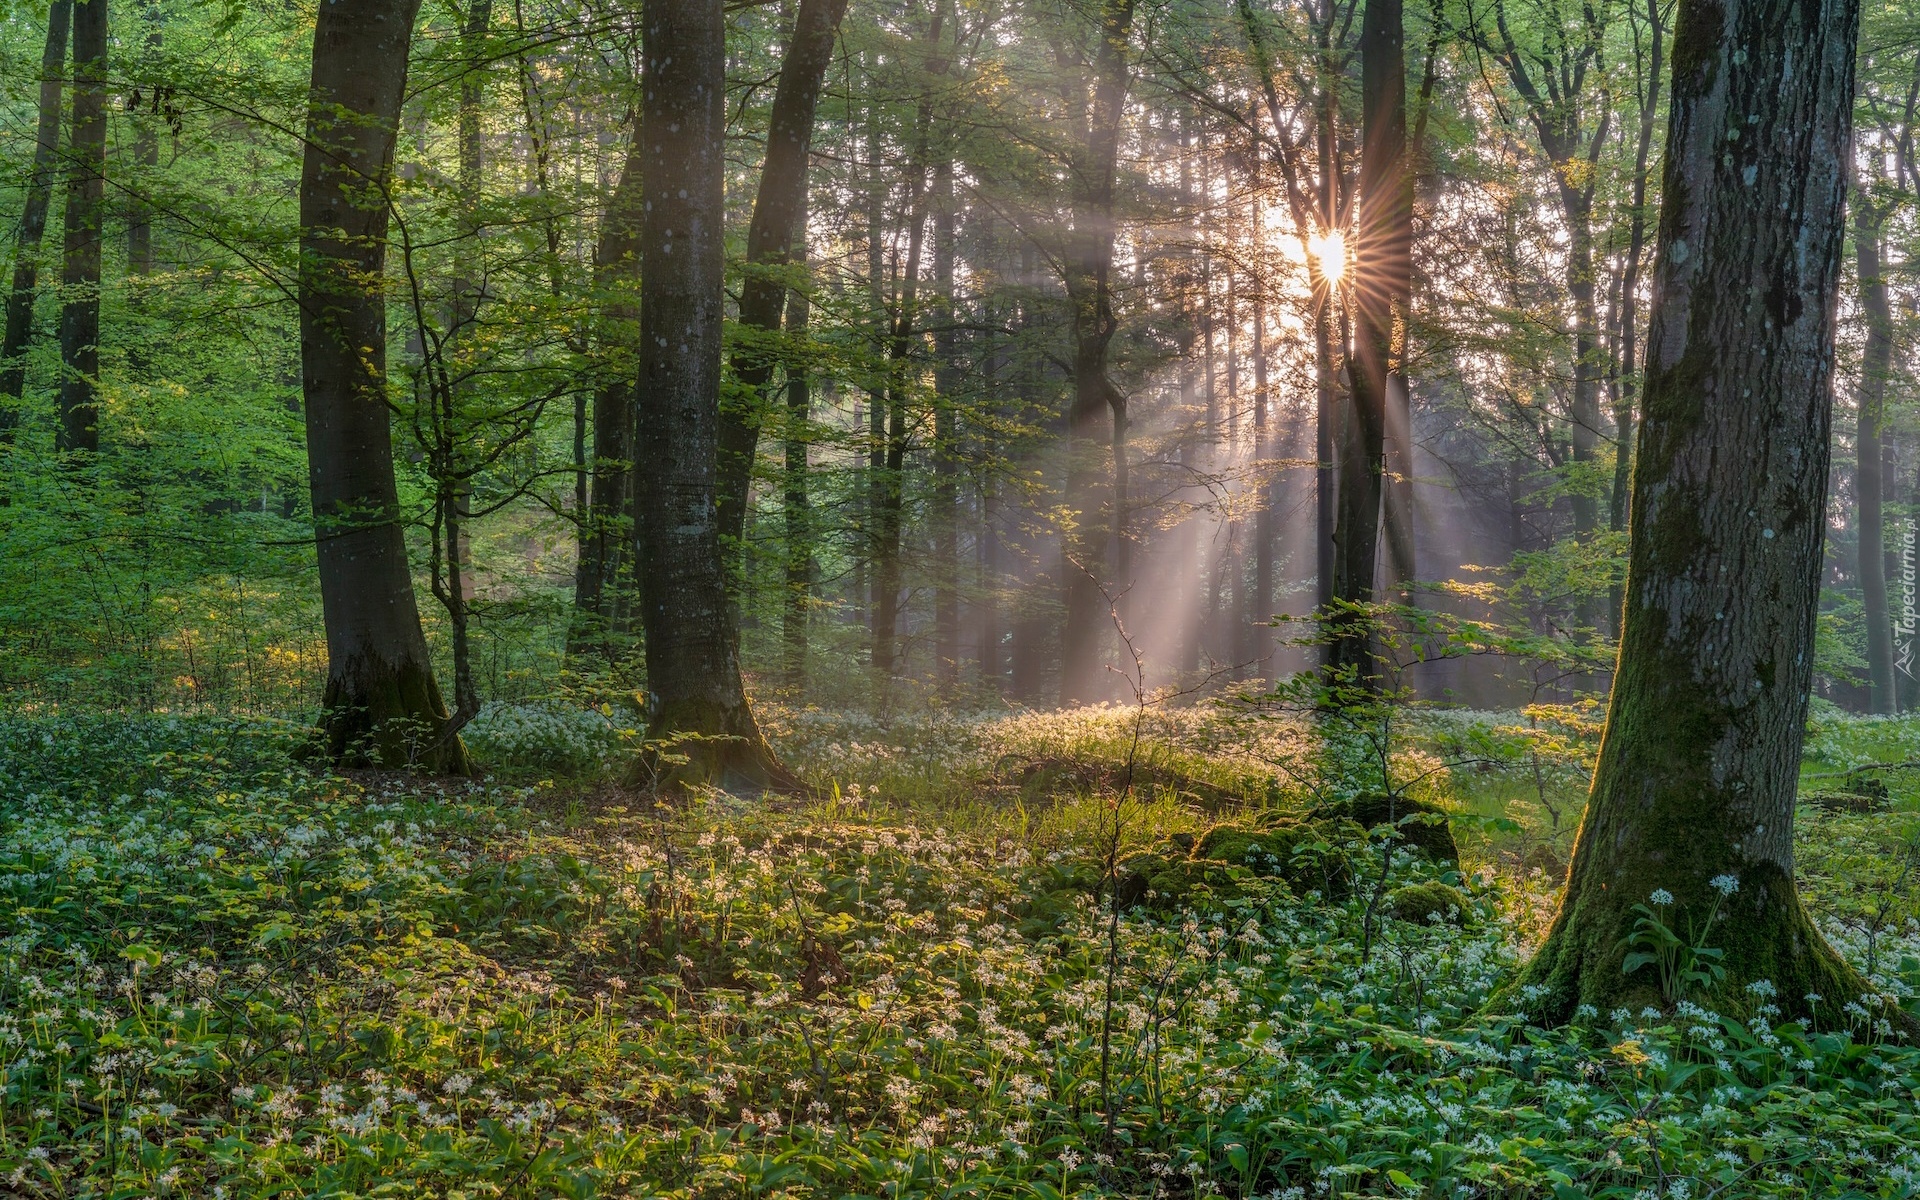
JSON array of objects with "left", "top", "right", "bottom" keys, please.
[{"left": 3, "top": 712, "right": 1920, "bottom": 1198}]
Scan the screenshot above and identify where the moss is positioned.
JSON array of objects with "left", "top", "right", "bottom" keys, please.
[
  {"left": 1311, "top": 793, "right": 1457, "bottom": 867},
  {"left": 314, "top": 653, "right": 470, "bottom": 776},
  {"left": 629, "top": 696, "right": 798, "bottom": 794},
  {"left": 1386, "top": 882, "right": 1471, "bottom": 926},
  {"left": 1193, "top": 817, "right": 1354, "bottom": 900}
]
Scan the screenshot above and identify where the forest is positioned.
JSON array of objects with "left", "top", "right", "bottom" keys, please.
[{"left": 1, "top": 0, "right": 1919, "bottom": 1193}]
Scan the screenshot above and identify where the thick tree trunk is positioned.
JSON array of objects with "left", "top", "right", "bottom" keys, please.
[
  {"left": 299, "top": 0, "right": 467, "bottom": 773},
  {"left": 715, "top": 0, "right": 850, "bottom": 565},
  {"left": 1057, "top": 0, "right": 1136, "bottom": 706},
  {"left": 631, "top": 0, "right": 786, "bottom": 790},
  {"left": 0, "top": 0, "right": 71, "bottom": 442},
  {"left": 570, "top": 128, "right": 644, "bottom": 662},
  {"left": 57, "top": 0, "right": 106, "bottom": 455},
  {"left": 1518, "top": 0, "right": 1870, "bottom": 1022},
  {"left": 1330, "top": 0, "right": 1406, "bottom": 680},
  {"left": 1856, "top": 197, "right": 1897, "bottom": 714}
]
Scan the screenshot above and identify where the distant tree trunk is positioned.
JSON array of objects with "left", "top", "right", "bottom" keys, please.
[
  {"left": 873, "top": 4, "right": 950, "bottom": 693},
  {"left": 932, "top": 156, "right": 962, "bottom": 684},
  {"left": 782, "top": 215, "right": 813, "bottom": 688},
  {"left": 1331, "top": 0, "right": 1406, "bottom": 679},
  {"left": 1518, "top": 0, "right": 1870, "bottom": 1022},
  {"left": 570, "top": 125, "right": 643, "bottom": 662},
  {"left": 1856, "top": 194, "right": 1897, "bottom": 714},
  {"left": 0, "top": 0, "right": 71, "bottom": 443},
  {"left": 1252, "top": 282, "right": 1274, "bottom": 674},
  {"left": 300, "top": 0, "right": 467, "bottom": 773},
  {"left": 57, "top": 0, "right": 106, "bottom": 455},
  {"left": 716, "top": 0, "right": 850, "bottom": 564},
  {"left": 1058, "top": 0, "right": 1137, "bottom": 706},
  {"left": 631, "top": 0, "right": 786, "bottom": 788}
]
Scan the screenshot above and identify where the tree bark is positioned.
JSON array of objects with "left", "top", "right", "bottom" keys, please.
[
  {"left": 0, "top": 0, "right": 71, "bottom": 443},
  {"left": 715, "top": 0, "right": 851, "bottom": 565},
  {"left": 1330, "top": 0, "right": 1406, "bottom": 680},
  {"left": 1518, "top": 0, "right": 1871, "bottom": 1022},
  {"left": 1057, "top": 0, "right": 1137, "bottom": 706},
  {"left": 1856, "top": 193, "right": 1897, "bottom": 714},
  {"left": 299, "top": 0, "right": 467, "bottom": 773},
  {"left": 127, "top": 0, "right": 161, "bottom": 278},
  {"left": 57, "top": 0, "right": 106, "bottom": 455},
  {"left": 631, "top": 0, "right": 785, "bottom": 789}
]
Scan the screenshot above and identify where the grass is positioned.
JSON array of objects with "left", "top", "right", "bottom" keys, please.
[{"left": 1, "top": 704, "right": 1919, "bottom": 1197}]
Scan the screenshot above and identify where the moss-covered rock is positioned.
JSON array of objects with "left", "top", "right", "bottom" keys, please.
[
  {"left": 1113, "top": 849, "right": 1252, "bottom": 910},
  {"left": 1313, "top": 793, "right": 1457, "bottom": 866},
  {"left": 1193, "top": 817, "right": 1353, "bottom": 899},
  {"left": 1386, "top": 882, "right": 1471, "bottom": 926}
]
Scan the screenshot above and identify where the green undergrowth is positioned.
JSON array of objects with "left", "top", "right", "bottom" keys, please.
[{"left": 2, "top": 711, "right": 1920, "bottom": 1197}]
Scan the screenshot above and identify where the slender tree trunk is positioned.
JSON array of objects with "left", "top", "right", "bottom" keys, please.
[
  {"left": 57, "top": 0, "right": 106, "bottom": 455},
  {"left": 631, "top": 0, "right": 785, "bottom": 788},
  {"left": 716, "top": 0, "right": 851, "bottom": 561},
  {"left": 932, "top": 156, "right": 961, "bottom": 684},
  {"left": 300, "top": 0, "right": 467, "bottom": 773},
  {"left": 1857, "top": 194, "right": 1897, "bottom": 713},
  {"left": 1252, "top": 283, "right": 1274, "bottom": 674},
  {"left": 570, "top": 127, "right": 644, "bottom": 662},
  {"left": 1518, "top": 0, "right": 1871, "bottom": 1022},
  {"left": 1058, "top": 0, "right": 1137, "bottom": 706},
  {"left": 0, "top": 0, "right": 71, "bottom": 442},
  {"left": 1331, "top": 0, "right": 1406, "bottom": 680}
]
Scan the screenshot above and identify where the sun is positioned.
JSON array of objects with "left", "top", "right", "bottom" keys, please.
[{"left": 1308, "top": 229, "right": 1347, "bottom": 286}]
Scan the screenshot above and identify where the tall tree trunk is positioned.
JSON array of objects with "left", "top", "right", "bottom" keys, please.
[
  {"left": 1058, "top": 0, "right": 1137, "bottom": 706},
  {"left": 570, "top": 128, "right": 644, "bottom": 662},
  {"left": 1857, "top": 194, "right": 1897, "bottom": 714},
  {"left": 0, "top": 0, "right": 71, "bottom": 443},
  {"left": 1331, "top": 0, "right": 1406, "bottom": 679},
  {"left": 1518, "top": 0, "right": 1869, "bottom": 1022},
  {"left": 57, "top": 0, "right": 106, "bottom": 455},
  {"left": 1252, "top": 282, "right": 1274, "bottom": 674},
  {"left": 716, "top": 0, "right": 851, "bottom": 564},
  {"left": 932, "top": 156, "right": 962, "bottom": 683},
  {"left": 300, "top": 0, "right": 467, "bottom": 773},
  {"left": 631, "top": 0, "right": 785, "bottom": 788},
  {"left": 872, "top": 4, "right": 951, "bottom": 693}
]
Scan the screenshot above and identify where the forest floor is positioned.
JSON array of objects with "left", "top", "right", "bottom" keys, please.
[{"left": 3, "top": 703, "right": 1920, "bottom": 1198}]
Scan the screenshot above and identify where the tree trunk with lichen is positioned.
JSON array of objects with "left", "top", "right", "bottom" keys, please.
[
  {"left": 300, "top": 0, "right": 468, "bottom": 774},
  {"left": 630, "top": 0, "right": 788, "bottom": 792},
  {"left": 1517, "top": 0, "right": 1867, "bottom": 1023}
]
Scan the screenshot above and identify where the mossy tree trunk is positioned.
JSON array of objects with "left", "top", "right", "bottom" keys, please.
[
  {"left": 56, "top": 0, "right": 106, "bottom": 455},
  {"left": 1520, "top": 0, "right": 1864, "bottom": 1022},
  {"left": 300, "top": 0, "right": 468, "bottom": 775},
  {"left": 631, "top": 0, "right": 787, "bottom": 791}
]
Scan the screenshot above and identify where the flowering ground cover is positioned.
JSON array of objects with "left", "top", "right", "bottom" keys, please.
[{"left": 3, "top": 709, "right": 1920, "bottom": 1198}]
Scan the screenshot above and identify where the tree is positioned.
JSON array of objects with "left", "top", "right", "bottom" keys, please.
[
  {"left": 1057, "top": 0, "right": 1138, "bottom": 705},
  {"left": 0, "top": 0, "right": 71, "bottom": 443},
  {"left": 1517, "top": 0, "right": 1869, "bottom": 1020},
  {"left": 299, "top": 0, "right": 468, "bottom": 773},
  {"left": 632, "top": 0, "right": 786, "bottom": 786},
  {"left": 716, "top": 0, "right": 851, "bottom": 567},
  {"left": 57, "top": 0, "right": 106, "bottom": 455},
  {"left": 1855, "top": 180, "right": 1897, "bottom": 714}
]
